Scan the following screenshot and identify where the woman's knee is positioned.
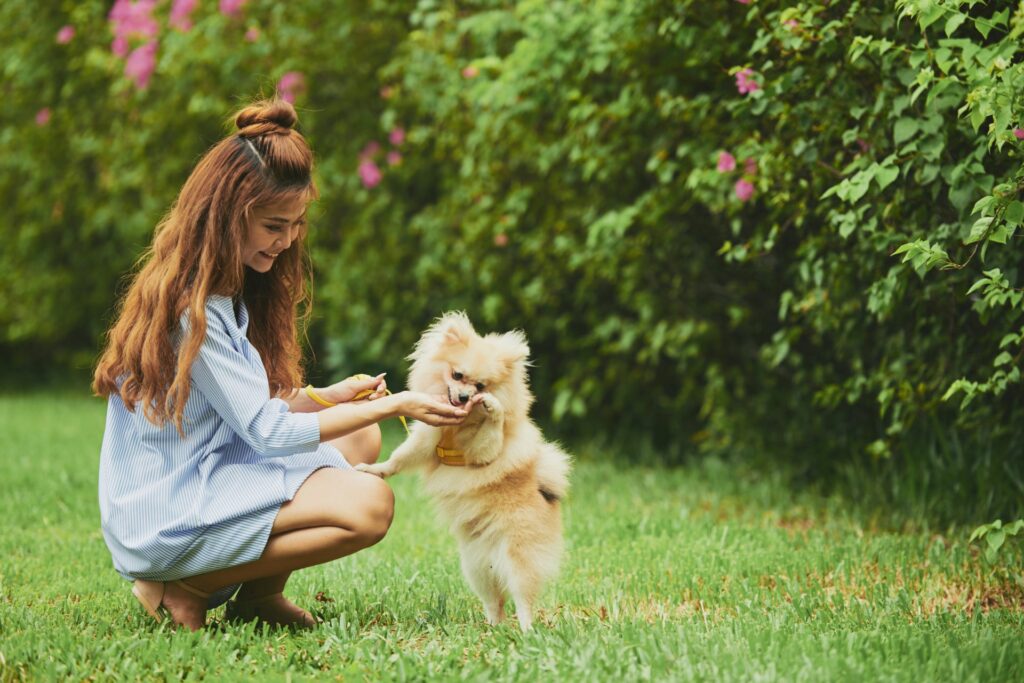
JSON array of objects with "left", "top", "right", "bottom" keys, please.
[
  {"left": 329, "top": 424, "right": 382, "bottom": 467},
  {"left": 350, "top": 474, "right": 394, "bottom": 547}
]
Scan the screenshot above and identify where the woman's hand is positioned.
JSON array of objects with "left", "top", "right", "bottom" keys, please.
[
  {"left": 321, "top": 373, "right": 388, "bottom": 405},
  {"left": 392, "top": 391, "right": 471, "bottom": 427}
]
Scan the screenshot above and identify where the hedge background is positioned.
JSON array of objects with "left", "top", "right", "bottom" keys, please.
[{"left": 3, "top": 0, "right": 1023, "bottom": 521}]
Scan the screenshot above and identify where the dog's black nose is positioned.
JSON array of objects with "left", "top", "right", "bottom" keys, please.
[{"left": 458, "top": 392, "right": 469, "bottom": 404}]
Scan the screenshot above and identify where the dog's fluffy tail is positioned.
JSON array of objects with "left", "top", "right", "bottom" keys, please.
[{"left": 537, "top": 442, "right": 572, "bottom": 501}]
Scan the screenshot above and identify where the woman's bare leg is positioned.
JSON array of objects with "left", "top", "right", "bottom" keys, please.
[
  {"left": 229, "top": 424, "right": 384, "bottom": 601},
  {"left": 327, "top": 423, "right": 383, "bottom": 467},
  {"left": 162, "top": 466, "right": 393, "bottom": 627}
]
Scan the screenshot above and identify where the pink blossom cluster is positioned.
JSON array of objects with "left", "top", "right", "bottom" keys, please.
[
  {"left": 108, "top": 0, "right": 159, "bottom": 89},
  {"left": 219, "top": 0, "right": 247, "bottom": 18},
  {"left": 1014, "top": 128, "right": 1024, "bottom": 140},
  {"left": 735, "top": 68, "right": 760, "bottom": 95},
  {"left": 717, "top": 150, "right": 758, "bottom": 202},
  {"left": 56, "top": 25, "right": 75, "bottom": 44},
  {"left": 277, "top": 71, "right": 306, "bottom": 104},
  {"left": 109, "top": 0, "right": 158, "bottom": 57},
  {"left": 357, "top": 127, "right": 406, "bottom": 189},
  {"left": 170, "top": 0, "right": 198, "bottom": 31}
]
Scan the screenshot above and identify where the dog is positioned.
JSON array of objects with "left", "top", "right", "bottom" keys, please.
[{"left": 356, "top": 312, "right": 571, "bottom": 630}]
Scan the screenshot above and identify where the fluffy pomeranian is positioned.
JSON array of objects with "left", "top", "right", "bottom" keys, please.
[{"left": 356, "top": 312, "right": 571, "bottom": 630}]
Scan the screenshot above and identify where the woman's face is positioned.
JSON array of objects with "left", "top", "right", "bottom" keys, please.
[{"left": 242, "top": 195, "right": 308, "bottom": 273}]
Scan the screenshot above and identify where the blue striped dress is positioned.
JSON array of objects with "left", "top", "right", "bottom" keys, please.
[{"left": 98, "top": 294, "right": 350, "bottom": 605}]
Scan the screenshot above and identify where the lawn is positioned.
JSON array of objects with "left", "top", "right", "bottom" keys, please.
[{"left": 1, "top": 390, "right": 1022, "bottom": 681}]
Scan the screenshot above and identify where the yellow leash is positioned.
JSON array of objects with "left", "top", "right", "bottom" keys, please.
[{"left": 304, "top": 374, "right": 409, "bottom": 434}]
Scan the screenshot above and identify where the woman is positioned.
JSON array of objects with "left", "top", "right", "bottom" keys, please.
[{"left": 92, "top": 99, "right": 469, "bottom": 631}]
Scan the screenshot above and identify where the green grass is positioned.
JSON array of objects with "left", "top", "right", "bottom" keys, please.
[{"left": 1, "top": 391, "right": 1023, "bottom": 681}]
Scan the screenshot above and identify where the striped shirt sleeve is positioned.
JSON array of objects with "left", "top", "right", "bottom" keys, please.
[{"left": 184, "top": 299, "right": 321, "bottom": 457}]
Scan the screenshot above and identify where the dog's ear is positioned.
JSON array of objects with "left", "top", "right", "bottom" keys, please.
[
  {"left": 410, "top": 311, "right": 476, "bottom": 360},
  {"left": 436, "top": 311, "right": 476, "bottom": 347},
  {"left": 493, "top": 329, "right": 530, "bottom": 369}
]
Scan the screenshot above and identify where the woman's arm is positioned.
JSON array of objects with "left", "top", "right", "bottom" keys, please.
[
  {"left": 317, "top": 392, "right": 468, "bottom": 442},
  {"left": 283, "top": 387, "right": 328, "bottom": 413},
  {"left": 284, "top": 374, "right": 388, "bottom": 413}
]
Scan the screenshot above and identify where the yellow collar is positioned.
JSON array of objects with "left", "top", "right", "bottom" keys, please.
[{"left": 436, "top": 428, "right": 466, "bottom": 466}]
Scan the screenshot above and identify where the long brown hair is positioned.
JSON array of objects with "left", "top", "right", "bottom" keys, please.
[{"left": 93, "top": 99, "right": 319, "bottom": 433}]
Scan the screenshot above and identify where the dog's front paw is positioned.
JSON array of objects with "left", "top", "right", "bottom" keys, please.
[
  {"left": 355, "top": 462, "right": 394, "bottom": 478},
  {"left": 477, "top": 393, "right": 503, "bottom": 417}
]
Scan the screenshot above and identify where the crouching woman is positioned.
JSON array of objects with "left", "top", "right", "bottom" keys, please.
[{"left": 91, "top": 99, "right": 469, "bottom": 631}]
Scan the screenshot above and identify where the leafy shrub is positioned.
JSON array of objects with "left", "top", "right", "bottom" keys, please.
[{"left": 3, "top": 1, "right": 1023, "bottom": 517}]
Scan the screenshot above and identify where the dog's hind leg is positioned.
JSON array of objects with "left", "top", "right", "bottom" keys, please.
[
  {"left": 461, "top": 553, "right": 505, "bottom": 625},
  {"left": 505, "top": 564, "right": 540, "bottom": 631}
]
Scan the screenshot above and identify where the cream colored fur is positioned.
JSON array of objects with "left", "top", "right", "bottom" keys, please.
[{"left": 356, "top": 312, "right": 571, "bottom": 630}]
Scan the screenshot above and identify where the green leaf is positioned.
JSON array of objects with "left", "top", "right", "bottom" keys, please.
[
  {"left": 1005, "top": 201, "right": 1024, "bottom": 225},
  {"left": 989, "top": 223, "right": 1014, "bottom": 244},
  {"left": 987, "top": 528, "right": 1006, "bottom": 552},
  {"left": 964, "top": 217, "right": 993, "bottom": 244},
  {"left": 969, "top": 522, "right": 992, "bottom": 543},
  {"left": 966, "top": 277, "right": 990, "bottom": 295},
  {"left": 994, "top": 351, "right": 1013, "bottom": 367},
  {"left": 944, "top": 13, "right": 967, "bottom": 37},
  {"left": 875, "top": 165, "right": 899, "bottom": 190},
  {"left": 847, "top": 177, "right": 871, "bottom": 202},
  {"left": 1005, "top": 520, "right": 1024, "bottom": 536},
  {"left": 894, "top": 117, "right": 919, "bottom": 144}
]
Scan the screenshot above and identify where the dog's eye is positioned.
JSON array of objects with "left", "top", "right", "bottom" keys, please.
[
  {"left": 475, "top": 383, "right": 485, "bottom": 391},
  {"left": 452, "top": 371, "right": 464, "bottom": 381}
]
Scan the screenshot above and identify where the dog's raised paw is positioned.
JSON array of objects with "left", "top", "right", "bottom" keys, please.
[
  {"left": 480, "top": 393, "right": 503, "bottom": 415},
  {"left": 355, "top": 463, "right": 390, "bottom": 478}
]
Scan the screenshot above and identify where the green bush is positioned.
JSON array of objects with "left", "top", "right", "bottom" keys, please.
[{"left": 3, "top": 1, "right": 1023, "bottom": 515}]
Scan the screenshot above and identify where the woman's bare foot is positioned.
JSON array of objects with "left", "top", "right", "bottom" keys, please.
[
  {"left": 160, "top": 581, "right": 208, "bottom": 631},
  {"left": 225, "top": 593, "right": 317, "bottom": 629}
]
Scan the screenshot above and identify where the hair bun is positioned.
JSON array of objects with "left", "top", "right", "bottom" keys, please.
[{"left": 234, "top": 99, "right": 297, "bottom": 135}]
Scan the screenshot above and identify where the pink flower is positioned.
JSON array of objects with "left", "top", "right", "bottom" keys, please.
[
  {"left": 219, "top": 0, "right": 247, "bottom": 17},
  {"left": 276, "top": 71, "right": 305, "bottom": 104},
  {"left": 124, "top": 41, "right": 157, "bottom": 89},
  {"left": 744, "top": 157, "right": 758, "bottom": 176},
  {"left": 56, "top": 25, "right": 75, "bottom": 44},
  {"left": 245, "top": 27, "right": 260, "bottom": 42},
  {"left": 358, "top": 160, "right": 382, "bottom": 188},
  {"left": 379, "top": 86, "right": 395, "bottom": 100},
  {"left": 111, "top": 35, "right": 129, "bottom": 57},
  {"left": 735, "top": 68, "right": 761, "bottom": 95},
  {"left": 359, "top": 141, "right": 381, "bottom": 160},
  {"left": 784, "top": 19, "right": 799, "bottom": 29},
  {"left": 734, "top": 179, "right": 755, "bottom": 202},
  {"left": 494, "top": 233, "right": 509, "bottom": 247},
  {"left": 389, "top": 127, "right": 405, "bottom": 146},
  {"left": 35, "top": 108, "right": 52, "bottom": 126},
  {"left": 386, "top": 151, "right": 402, "bottom": 167},
  {"left": 1014, "top": 128, "right": 1024, "bottom": 140},
  {"left": 108, "top": 0, "right": 159, "bottom": 41},
  {"left": 736, "top": 0, "right": 750, "bottom": 4},
  {"left": 462, "top": 65, "right": 479, "bottom": 79},
  {"left": 170, "top": 0, "right": 198, "bottom": 31},
  {"left": 717, "top": 151, "right": 736, "bottom": 172}
]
